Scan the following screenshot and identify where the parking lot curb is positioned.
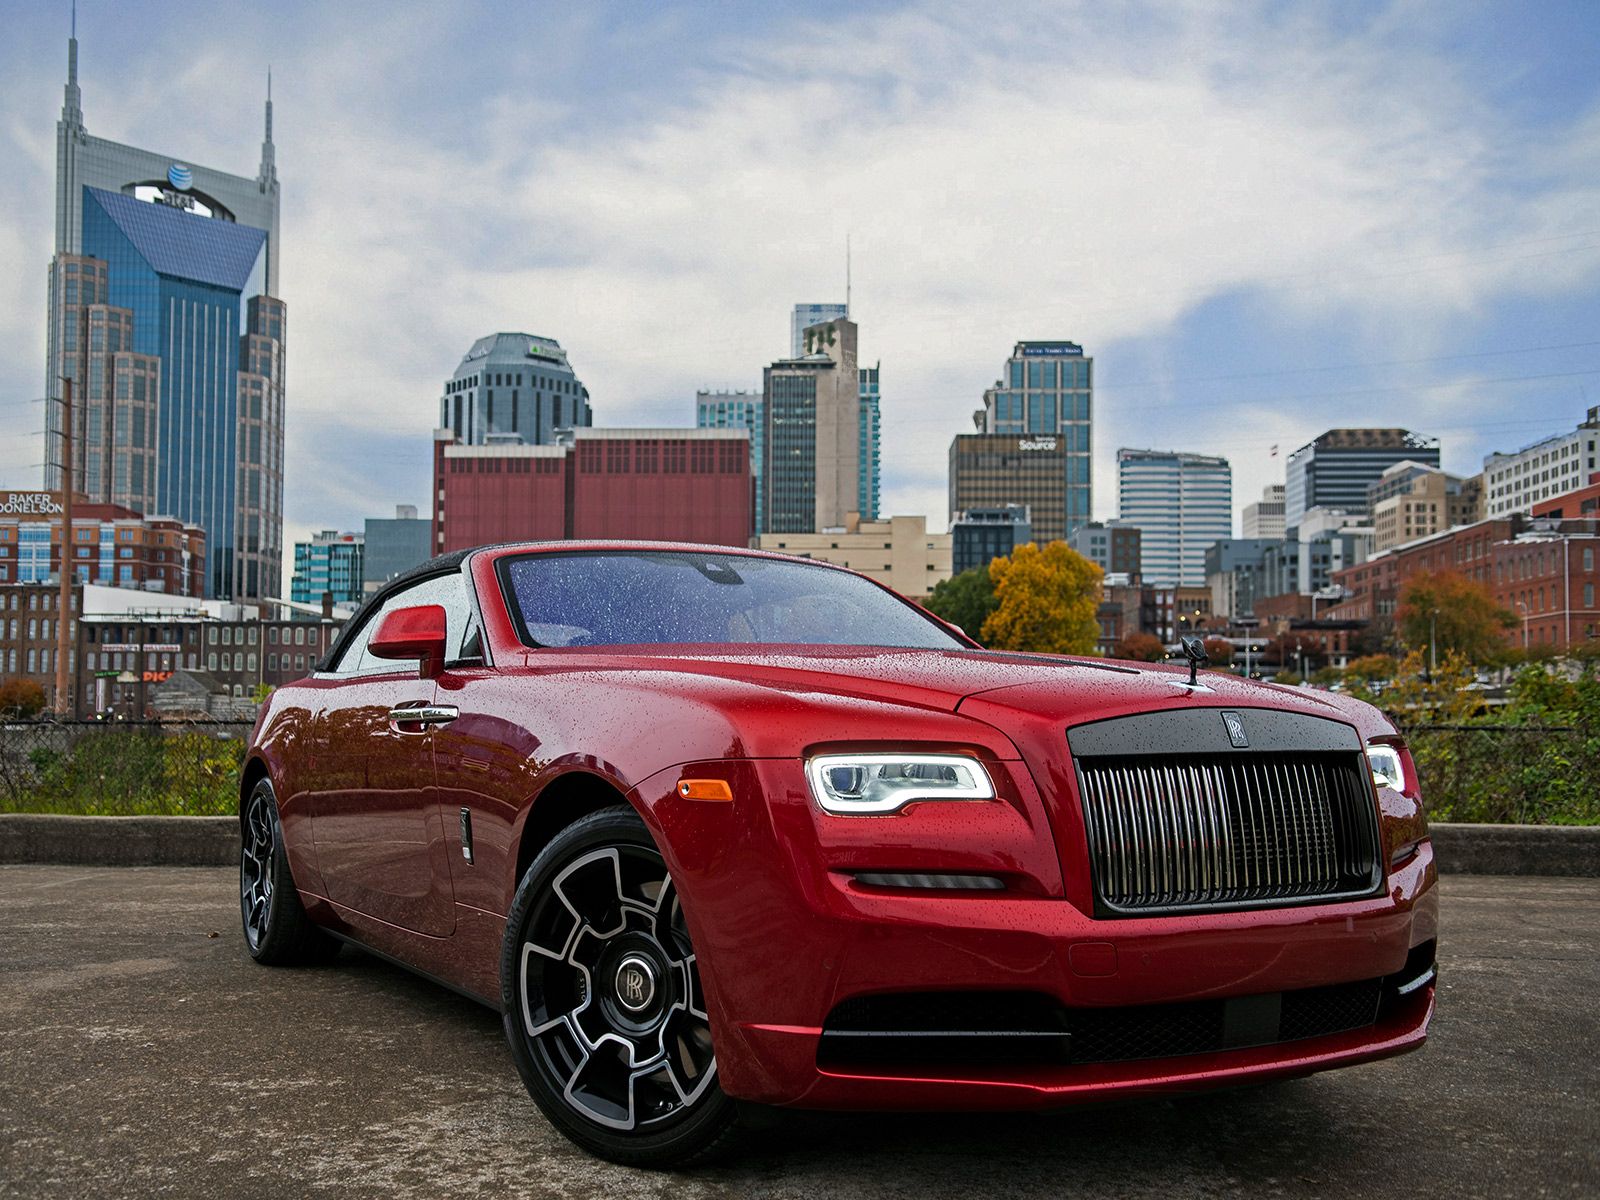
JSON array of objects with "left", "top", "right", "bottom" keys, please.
[
  {"left": 0, "top": 814, "right": 238, "bottom": 867},
  {"left": 1429, "top": 822, "right": 1598, "bottom": 877}
]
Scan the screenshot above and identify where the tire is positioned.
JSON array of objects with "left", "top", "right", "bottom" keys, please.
[
  {"left": 240, "top": 777, "right": 339, "bottom": 966},
  {"left": 501, "top": 805, "right": 738, "bottom": 1167}
]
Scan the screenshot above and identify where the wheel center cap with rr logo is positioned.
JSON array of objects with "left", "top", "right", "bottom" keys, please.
[{"left": 614, "top": 955, "right": 657, "bottom": 1012}]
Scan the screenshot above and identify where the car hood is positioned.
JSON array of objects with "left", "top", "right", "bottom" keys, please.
[{"left": 572, "top": 646, "right": 1355, "bottom": 725}]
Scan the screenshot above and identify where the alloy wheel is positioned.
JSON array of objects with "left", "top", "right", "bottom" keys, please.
[
  {"left": 515, "top": 844, "right": 716, "bottom": 1132},
  {"left": 240, "top": 786, "right": 276, "bottom": 951}
]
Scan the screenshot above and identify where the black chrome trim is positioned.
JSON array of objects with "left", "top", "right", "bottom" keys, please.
[
  {"left": 851, "top": 872, "right": 1007, "bottom": 891},
  {"left": 1068, "top": 708, "right": 1362, "bottom": 758}
]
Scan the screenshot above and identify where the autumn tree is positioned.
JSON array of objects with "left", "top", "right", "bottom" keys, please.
[
  {"left": 1202, "top": 636, "right": 1234, "bottom": 666},
  {"left": 1377, "top": 649, "right": 1481, "bottom": 724},
  {"left": 1114, "top": 632, "right": 1166, "bottom": 662},
  {"left": 1395, "top": 571, "right": 1516, "bottom": 665},
  {"left": 981, "top": 541, "right": 1103, "bottom": 655},
  {"left": 0, "top": 679, "right": 46, "bottom": 718},
  {"left": 1344, "top": 653, "right": 1398, "bottom": 682},
  {"left": 924, "top": 566, "right": 998, "bottom": 643}
]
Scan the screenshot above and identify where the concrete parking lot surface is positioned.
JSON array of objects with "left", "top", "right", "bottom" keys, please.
[{"left": 1, "top": 867, "right": 1595, "bottom": 1199}]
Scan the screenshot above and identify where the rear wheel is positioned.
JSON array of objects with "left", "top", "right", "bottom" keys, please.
[
  {"left": 501, "top": 806, "right": 735, "bottom": 1167},
  {"left": 240, "top": 777, "right": 338, "bottom": 965}
]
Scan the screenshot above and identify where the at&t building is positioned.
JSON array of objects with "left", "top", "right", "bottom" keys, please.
[{"left": 44, "top": 28, "right": 285, "bottom": 600}]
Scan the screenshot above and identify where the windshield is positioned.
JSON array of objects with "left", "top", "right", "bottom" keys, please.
[{"left": 499, "top": 551, "right": 964, "bottom": 650}]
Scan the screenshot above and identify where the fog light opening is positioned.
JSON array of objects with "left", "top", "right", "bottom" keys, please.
[{"left": 852, "top": 872, "right": 1007, "bottom": 892}]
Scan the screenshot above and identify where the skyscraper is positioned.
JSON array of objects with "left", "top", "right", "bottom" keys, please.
[
  {"left": 858, "top": 362, "right": 881, "bottom": 521},
  {"left": 1283, "top": 429, "right": 1439, "bottom": 531},
  {"left": 698, "top": 366, "right": 879, "bottom": 531},
  {"left": 790, "top": 303, "right": 848, "bottom": 357},
  {"left": 794, "top": 305, "right": 880, "bottom": 521},
  {"left": 762, "top": 319, "right": 860, "bottom": 533},
  {"left": 948, "top": 434, "right": 1073, "bottom": 544},
  {"left": 45, "top": 29, "right": 284, "bottom": 601},
  {"left": 439, "top": 333, "right": 591, "bottom": 445},
  {"left": 1118, "top": 449, "right": 1233, "bottom": 588},
  {"left": 976, "top": 342, "right": 1093, "bottom": 535}
]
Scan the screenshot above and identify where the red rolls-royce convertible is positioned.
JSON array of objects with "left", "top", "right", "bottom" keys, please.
[{"left": 240, "top": 542, "right": 1437, "bottom": 1165}]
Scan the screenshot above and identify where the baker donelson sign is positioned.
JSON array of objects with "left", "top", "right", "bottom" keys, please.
[{"left": 0, "top": 492, "right": 64, "bottom": 516}]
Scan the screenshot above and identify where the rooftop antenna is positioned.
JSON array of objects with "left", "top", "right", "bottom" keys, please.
[
  {"left": 845, "top": 233, "right": 852, "bottom": 317},
  {"left": 63, "top": 0, "right": 83, "bottom": 125},
  {"left": 258, "top": 66, "right": 277, "bottom": 186}
]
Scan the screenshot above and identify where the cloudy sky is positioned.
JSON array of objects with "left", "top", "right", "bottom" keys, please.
[{"left": 3, "top": 0, "right": 1600, "bottom": 572}]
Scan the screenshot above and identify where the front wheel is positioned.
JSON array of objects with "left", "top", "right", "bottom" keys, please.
[{"left": 500, "top": 806, "right": 736, "bottom": 1167}]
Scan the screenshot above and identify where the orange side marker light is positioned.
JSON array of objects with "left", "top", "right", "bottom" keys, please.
[{"left": 677, "top": 778, "right": 734, "bottom": 802}]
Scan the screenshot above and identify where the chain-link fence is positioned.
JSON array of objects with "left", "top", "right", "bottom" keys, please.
[
  {"left": 0, "top": 720, "right": 253, "bottom": 816},
  {"left": 1, "top": 717, "right": 1590, "bottom": 825},
  {"left": 1401, "top": 724, "right": 1598, "bottom": 826}
]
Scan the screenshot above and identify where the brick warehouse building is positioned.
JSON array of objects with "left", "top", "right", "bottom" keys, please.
[
  {"left": 0, "top": 581, "right": 343, "bottom": 715},
  {"left": 1330, "top": 515, "right": 1600, "bottom": 650},
  {"left": 431, "top": 428, "right": 753, "bottom": 555}
]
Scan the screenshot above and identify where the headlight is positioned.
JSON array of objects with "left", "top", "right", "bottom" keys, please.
[
  {"left": 1367, "top": 742, "right": 1407, "bottom": 793},
  {"left": 805, "top": 753, "right": 996, "bottom": 815}
]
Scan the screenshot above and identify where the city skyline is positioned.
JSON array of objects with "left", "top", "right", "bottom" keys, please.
[{"left": 2, "top": 2, "right": 1600, "bottom": 573}]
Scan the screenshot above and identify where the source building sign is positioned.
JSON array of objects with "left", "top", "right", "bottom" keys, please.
[{"left": 0, "top": 492, "right": 65, "bottom": 516}]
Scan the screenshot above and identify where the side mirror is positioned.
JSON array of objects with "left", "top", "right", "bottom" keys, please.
[{"left": 369, "top": 604, "right": 448, "bottom": 679}]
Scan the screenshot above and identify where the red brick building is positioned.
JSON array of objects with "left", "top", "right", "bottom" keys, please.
[
  {"left": 432, "top": 428, "right": 753, "bottom": 555},
  {"left": 1495, "top": 529, "right": 1600, "bottom": 649},
  {"left": 0, "top": 491, "right": 205, "bottom": 595},
  {"left": 1329, "top": 515, "right": 1600, "bottom": 650},
  {"left": 1532, "top": 474, "right": 1600, "bottom": 520}
]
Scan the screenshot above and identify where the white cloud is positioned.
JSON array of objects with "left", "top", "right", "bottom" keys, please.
[{"left": 2, "top": 0, "right": 1599, "bottom": 571}]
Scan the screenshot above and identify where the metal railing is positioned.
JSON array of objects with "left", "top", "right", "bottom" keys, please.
[{"left": 0, "top": 719, "right": 254, "bottom": 816}]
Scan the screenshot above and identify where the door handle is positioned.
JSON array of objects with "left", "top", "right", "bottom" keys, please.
[{"left": 387, "top": 703, "right": 459, "bottom": 733}]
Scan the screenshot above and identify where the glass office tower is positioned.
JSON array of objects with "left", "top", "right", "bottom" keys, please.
[
  {"left": 858, "top": 364, "right": 881, "bottom": 521},
  {"left": 977, "top": 342, "right": 1093, "bottom": 535},
  {"left": 1117, "top": 449, "right": 1232, "bottom": 588},
  {"left": 45, "top": 29, "right": 284, "bottom": 600}
]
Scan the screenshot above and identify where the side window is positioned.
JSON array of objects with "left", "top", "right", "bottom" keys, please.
[{"left": 329, "top": 571, "right": 474, "bottom": 676}]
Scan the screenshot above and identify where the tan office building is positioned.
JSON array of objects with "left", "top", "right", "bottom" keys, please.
[
  {"left": 1371, "top": 466, "right": 1485, "bottom": 552},
  {"left": 759, "top": 514, "right": 952, "bottom": 599}
]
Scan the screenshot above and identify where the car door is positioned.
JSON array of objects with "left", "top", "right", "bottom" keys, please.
[{"left": 309, "top": 572, "right": 472, "bottom": 937}]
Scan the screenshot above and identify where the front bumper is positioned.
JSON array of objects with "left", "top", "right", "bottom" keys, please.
[{"left": 642, "top": 758, "right": 1439, "bottom": 1110}]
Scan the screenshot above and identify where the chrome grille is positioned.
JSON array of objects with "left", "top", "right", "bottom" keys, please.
[{"left": 1076, "top": 753, "right": 1381, "bottom": 913}]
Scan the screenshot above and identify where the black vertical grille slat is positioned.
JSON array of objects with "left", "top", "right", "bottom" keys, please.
[{"left": 1076, "top": 751, "right": 1381, "bottom": 915}]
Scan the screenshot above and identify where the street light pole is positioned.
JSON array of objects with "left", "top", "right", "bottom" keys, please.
[
  {"left": 1429, "top": 607, "right": 1439, "bottom": 677},
  {"left": 54, "top": 376, "right": 75, "bottom": 719}
]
